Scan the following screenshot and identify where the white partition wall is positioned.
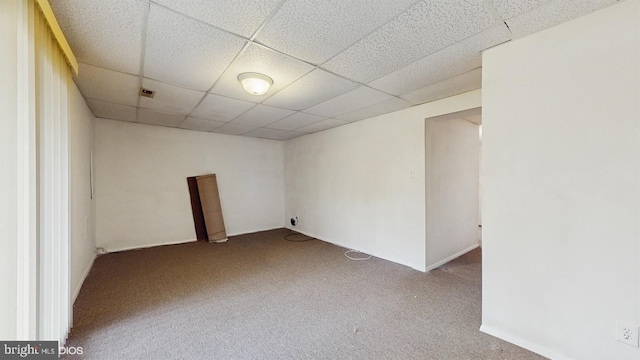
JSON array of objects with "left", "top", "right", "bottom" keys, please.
[
  {"left": 69, "top": 83, "right": 96, "bottom": 304},
  {"left": 285, "top": 90, "right": 482, "bottom": 271},
  {"left": 481, "top": 1, "right": 640, "bottom": 358}
]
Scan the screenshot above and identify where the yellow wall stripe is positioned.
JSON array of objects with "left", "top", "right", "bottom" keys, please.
[{"left": 35, "top": 0, "right": 78, "bottom": 75}]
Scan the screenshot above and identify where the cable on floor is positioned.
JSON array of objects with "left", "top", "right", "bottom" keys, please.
[
  {"left": 344, "top": 249, "right": 372, "bottom": 261},
  {"left": 284, "top": 232, "right": 315, "bottom": 242}
]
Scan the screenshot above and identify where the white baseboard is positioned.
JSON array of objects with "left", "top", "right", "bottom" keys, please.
[
  {"left": 424, "top": 243, "right": 480, "bottom": 272},
  {"left": 284, "top": 226, "right": 319, "bottom": 240},
  {"left": 480, "top": 324, "right": 574, "bottom": 360},
  {"left": 103, "top": 238, "right": 197, "bottom": 253},
  {"left": 101, "top": 226, "right": 287, "bottom": 253},
  {"left": 227, "top": 226, "right": 284, "bottom": 237},
  {"left": 73, "top": 253, "right": 96, "bottom": 304}
]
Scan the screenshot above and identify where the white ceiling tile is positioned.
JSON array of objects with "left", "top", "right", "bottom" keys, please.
[
  {"left": 86, "top": 99, "right": 137, "bottom": 122},
  {"left": 334, "top": 98, "right": 412, "bottom": 122},
  {"left": 294, "top": 118, "right": 348, "bottom": 134},
  {"left": 179, "top": 117, "right": 227, "bottom": 132},
  {"left": 242, "top": 128, "right": 299, "bottom": 141},
  {"left": 266, "top": 112, "right": 326, "bottom": 131},
  {"left": 55, "top": 0, "right": 623, "bottom": 142},
  {"left": 368, "top": 25, "right": 510, "bottom": 96},
  {"left": 263, "top": 69, "right": 358, "bottom": 111},
  {"left": 304, "top": 86, "right": 394, "bottom": 117},
  {"left": 139, "top": 79, "right": 205, "bottom": 115},
  {"left": 230, "top": 104, "right": 295, "bottom": 127},
  {"left": 190, "top": 94, "right": 256, "bottom": 122},
  {"left": 74, "top": 63, "right": 139, "bottom": 106},
  {"left": 50, "top": 0, "right": 146, "bottom": 74},
  {"left": 138, "top": 109, "right": 186, "bottom": 127},
  {"left": 401, "top": 68, "right": 482, "bottom": 105},
  {"left": 322, "top": 0, "right": 499, "bottom": 83},
  {"left": 256, "top": 0, "right": 417, "bottom": 64},
  {"left": 210, "top": 44, "right": 315, "bottom": 102},
  {"left": 150, "top": 0, "right": 282, "bottom": 38},
  {"left": 505, "top": 0, "right": 619, "bottom": 39},
  {"left": 491, "top": 0, "right": 551, "bottom": 19},
  {"left": 211, "top": 123, "right": 258, "bottom": 136},
  {"left": 144, "top": 4, "right": 246, "bottom": 91}
]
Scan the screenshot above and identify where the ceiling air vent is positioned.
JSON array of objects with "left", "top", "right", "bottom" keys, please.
[{"left": 139, "top": 87, "right": 155, "bottom": 98}]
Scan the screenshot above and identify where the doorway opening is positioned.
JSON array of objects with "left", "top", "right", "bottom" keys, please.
[{"left": 425, "top": 108, "right": 482, "bottom": 271}]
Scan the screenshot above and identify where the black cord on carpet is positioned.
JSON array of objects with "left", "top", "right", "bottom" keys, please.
[{"left": 284, "top": 232, "right": 315, "bottom": 242}]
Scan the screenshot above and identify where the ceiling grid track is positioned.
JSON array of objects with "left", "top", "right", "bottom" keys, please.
[
  {"left": 134, "top": 1, "right": 151, "bottom": 123},
  {"left": 52, "top": 0, "right": 622, "bottom": 139}
]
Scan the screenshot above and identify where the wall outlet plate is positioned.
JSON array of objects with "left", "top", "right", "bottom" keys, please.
[{"left": 616, "top": 321, "right": 639, "bottom": 347}]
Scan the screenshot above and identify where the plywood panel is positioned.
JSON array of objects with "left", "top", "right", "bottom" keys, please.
[{"left": 195, "top": 174, "right": 227, "bottom": 242}]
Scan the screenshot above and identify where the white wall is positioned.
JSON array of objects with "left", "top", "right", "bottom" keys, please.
[
  {"left": 69, "top": 83, "right": 96, "bottom": 301},
  {"left": 425, "top": 117, "right": 480, "bottom": 270},
  {"left": 285, "top": 90, "right": 481, "bottom": 271},
  {"left": 481, "top": 1, "right": 640, "bottom": 359},
  {"left": 0, "top": 0, "right": 19, "bottom": 340},
  {"left": 95, "top": 119, "right": 285, "bottom": 251}
]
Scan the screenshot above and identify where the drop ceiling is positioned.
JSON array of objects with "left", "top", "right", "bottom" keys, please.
[{"left": 51, "top": 0, "right": 618, "bottom": 141}]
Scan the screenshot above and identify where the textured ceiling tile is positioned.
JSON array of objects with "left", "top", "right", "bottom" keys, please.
[
  {"left": 210, "top": 44, "right": 314, "bottom": 102},
  {"left": 242, "top": 128, "right": 299, "bottom": 141},
  {"left": 505, "top": 0, "right": 619, "bottom": 38},
  {"left": 150, "top": 0, "right": 282, "bottom": 37},
  {"left": 401, "top": 68, "right": 482, "bottom": 105},
  {"left": 256, "top": 0, "right": 417, "bottom": 64},
  {"left": 322, "top": 0, "right": 499, "bottom": 83},
  {"left": 74, "top": 63, "right": 139, "bottom": 106},
  {"left": 294, "top": 118, "right": 348, "bottom": 134},
  {"left": 368, "top": 25, "right": 510, "bottom": 96},
  {"left": 179, "top": 117, "right": 227, "bottom": 132},
  {"left": 304, "top": 86, "right": 394, "bottom": 117},
  {"left": 263, "top": 69, "right": 357, "bottom": 111},
  {"left": 139, "top": 79, "right": 205, "bottom": 115},
  {"left": 230, "top": 104, "right": 295, "bottom": 127},
  {"left": 144, "top": 4, "right": 246, "bottom": 91},
  {"left": 86, "top": 99, "right": 137, "bottom": 122},
  {"left": 266, "top": 112, "right": 326, "bottom": 131},
  {"left": 211, "top": 123, "right": 258, "bottom": 136},
  {"left": 491, "top": 0, "right": 551, "bottom": 19},
  {"left": 50, "top": 0, "right": 145, "bottom": 74},
  {"left": 190, "top": 94, "right": 255, "bottom": 122},
  {"left": 334, "top": 98, "right": 412, "bottom": 122},
  {"left": 138, "top": 108, "right": 186, "bottom": 127}
]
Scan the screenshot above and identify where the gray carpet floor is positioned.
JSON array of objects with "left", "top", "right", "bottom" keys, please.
[{"left": 65, "top": 228, "right": 545, "bottom": 359}]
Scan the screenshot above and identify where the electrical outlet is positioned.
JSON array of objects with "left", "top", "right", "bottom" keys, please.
[{"left": 616, "top": 321, "right": 639, "bottom": 347}]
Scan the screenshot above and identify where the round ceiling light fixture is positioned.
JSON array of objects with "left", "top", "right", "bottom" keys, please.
[{"left": 237, "top": 72, "right": 273, "bottom": 96}]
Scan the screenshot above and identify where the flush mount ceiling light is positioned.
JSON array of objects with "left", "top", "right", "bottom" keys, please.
[{"left": 237, "top": 72, "right": 273, "bottom": 96}]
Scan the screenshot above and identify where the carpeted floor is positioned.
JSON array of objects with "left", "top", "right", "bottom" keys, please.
[{"left": 65, "top": 228, "right": 545, "bottom": 359}]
